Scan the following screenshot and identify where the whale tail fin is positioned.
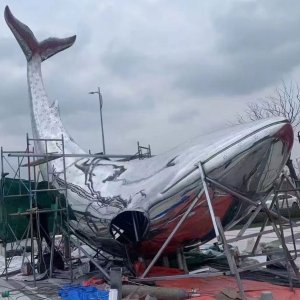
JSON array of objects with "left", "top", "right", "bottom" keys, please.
[{"left": 4, "top": 6, "right": 76, "bottom": 62}]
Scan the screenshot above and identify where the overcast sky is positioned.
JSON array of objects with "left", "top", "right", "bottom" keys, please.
[{"left": 1, "top": 0, "right": 300, "bottom": 165}]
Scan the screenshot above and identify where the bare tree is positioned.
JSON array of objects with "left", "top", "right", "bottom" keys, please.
[
  {"left": 237, "top": 81, "right": 300, "bottom": 127},
  {"left": 237, "top": 81, "right": 300, "bottom": 181}
]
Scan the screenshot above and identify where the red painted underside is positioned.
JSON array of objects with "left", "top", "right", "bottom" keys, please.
[
  {"left": 275, "top": 123, "right": 294, "bottom": 151},
  {"left": 136, "top": 192, "right": 234, "bottom": 256}
]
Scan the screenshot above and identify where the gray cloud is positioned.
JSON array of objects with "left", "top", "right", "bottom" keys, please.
[
  {"left": 168, "top": 107, "right": 199, "bottom": 124},
  {"left": 1, "top": 0, "right": 300, "bottom": 158},
  {"left": 174, "top": 0, "right": 300, "bottom": 97},
  {"left": 102, "top": 47, "right": 148, "bottom": 78}
]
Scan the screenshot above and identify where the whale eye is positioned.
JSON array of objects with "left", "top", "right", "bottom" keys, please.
[{"left": 166, "top": 156, "right": 177, "bottom": 167}]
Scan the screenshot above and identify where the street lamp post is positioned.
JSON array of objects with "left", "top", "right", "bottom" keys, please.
[{"left": 89, "top": 87, "right": 106, "bottom": 154}]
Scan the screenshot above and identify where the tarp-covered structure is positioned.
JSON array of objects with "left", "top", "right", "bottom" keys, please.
[{"left": 0, "top": 177, "right": 66, "bottom": 243}]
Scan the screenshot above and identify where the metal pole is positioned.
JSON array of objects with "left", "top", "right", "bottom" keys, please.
[
  {"left": 98, "top": 87, "right": 106, "bottom": 155},
  {"left": 4, "top": 242, "right": 7, "bottom": 280},
  {"left": 1, "top": 147, "right": 8, "bottom": 281},
  {"left": 27, "top": 134, "right": 36, "bottom": 286},
  {"left": 215, "top": 217, "right": 246, "bottom": 300},
  {"left": 140, "top": 189, "right": 205, "bottom": 278},
  {"left": 198, "top": 163, "right": 219, "bottom": 239},
  {"left": 206, "top": 177, "right": 292, "bottom": 223},
  {"left": 61, "top": 134, "right": 73, "bottom": 282},
  {"left": 89, "top": 87, "right": 106, "bottom": 154},
  {"left": 207, "top": 176, "right": 300, "bottom": 278},
  {"left": 252, "top": 176, "right": 285, "bottom": 254},
  {"left": 49, "top": 196, "right": 58, "bottom": 278},
  {"left": 69, "top": 235, "right": 110, "bottom": 281}
]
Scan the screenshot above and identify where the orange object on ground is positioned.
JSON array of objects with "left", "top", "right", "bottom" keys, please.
[
  {"left": 82, "top": 277, "right": 105, "bottom": 286},
  {"left": 156, "top": 275, "right": 300, "bottom": 300}
]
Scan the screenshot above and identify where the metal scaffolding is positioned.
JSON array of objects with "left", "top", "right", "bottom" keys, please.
[
  {"left": 0, "top": 134, "right": 72, "bottom": 284},
  {"left": 137, "top": 162, "right": 300, "bottom": 300},
  {"left": 0, "top": 134, "right": 148, "bottom": 284}
]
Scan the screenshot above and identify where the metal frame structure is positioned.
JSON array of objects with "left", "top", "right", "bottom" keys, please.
[
  {"left": 2, "top": 135, "right": 300, "bottom": 297},
  {"left": 0, "top": 134, "right": 72, "bottom": 284},
  {"left": 137, "top": 142, "right": 151, "bottom": 159},
  {"left": 138, "top": 162, "right": 300, "bottom": 300}
]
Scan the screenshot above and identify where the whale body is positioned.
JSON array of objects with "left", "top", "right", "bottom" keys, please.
[{"left": 4, "top": 6, "right": 293, "bottom": 257}]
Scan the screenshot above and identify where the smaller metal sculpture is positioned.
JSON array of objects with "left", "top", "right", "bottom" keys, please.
[{"left": 4, "top": 6, "right": 294, "bottom": 257}]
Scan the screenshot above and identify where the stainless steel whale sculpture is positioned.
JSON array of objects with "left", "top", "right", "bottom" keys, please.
[{"left": 4, "top": 6, "right": 294, "bottom": 257}]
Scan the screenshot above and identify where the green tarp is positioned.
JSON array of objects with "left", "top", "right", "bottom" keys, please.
[{"left": 0, "top": 178, "right": 65, "bottom": 243}]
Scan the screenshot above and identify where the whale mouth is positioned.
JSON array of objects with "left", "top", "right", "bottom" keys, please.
[{"left": 110, "top": 210, "right": 149, "bottom": 244}]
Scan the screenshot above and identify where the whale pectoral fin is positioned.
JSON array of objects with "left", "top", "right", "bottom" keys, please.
[
  {"left": 39, "top": 36, "right": 76, "bottom": 61},
  {"left": 5, "top": 6, "right": 76, "bottom": 62},
  {"left": 50, "top": 99, "right": 59, "bottom": 109},
  {"left": 4, "top": 6, "right": 38, "bottom": 61},
  {"left": 50, "top": 100, "right": 61, "bottom": 117}
]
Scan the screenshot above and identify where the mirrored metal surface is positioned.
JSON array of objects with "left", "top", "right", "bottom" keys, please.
[{"left": 5, "top": 6, "right": 294, "bottom": 257}]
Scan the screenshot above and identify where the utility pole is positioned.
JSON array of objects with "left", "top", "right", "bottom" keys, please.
[{"left": 89, "top": 87, "right": 106, "bottom": 154}]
